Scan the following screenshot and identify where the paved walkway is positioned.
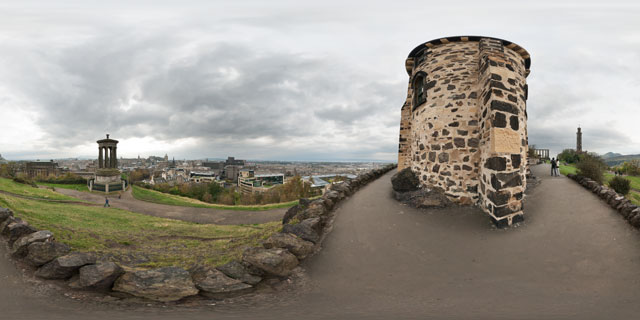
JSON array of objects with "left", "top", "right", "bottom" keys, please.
[
  {"left": 54, "top": 187, "right": 287, "bottom": 225},
  {"left": 3, "top": 164, "right": 640, "bottom": 319}
]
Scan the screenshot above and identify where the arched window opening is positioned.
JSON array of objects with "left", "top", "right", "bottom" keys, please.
[{"left": 413, "top": 73, "right": 427, "bottom": 109}]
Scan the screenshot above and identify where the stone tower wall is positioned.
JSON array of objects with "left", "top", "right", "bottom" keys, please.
[{"left": 398, "top": 36, "right": 530, "bottom": 225}]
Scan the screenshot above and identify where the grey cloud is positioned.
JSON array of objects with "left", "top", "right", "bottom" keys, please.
[{"left": 1, "top": 29, "right": 402, "bottom": 160}]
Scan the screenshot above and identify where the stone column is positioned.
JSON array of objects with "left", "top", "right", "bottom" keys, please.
[
  {"left": 477, "top": 38, "right": 528, "bottom": 227},
  {"left": 104, "top": 147, "right": 110, "bottom": 169},
  {"left": 98, "top": 147, "right": 103, "bottom": 169},
  {"left": 112, "top": 147, "right": 117, "bottom": 168}
]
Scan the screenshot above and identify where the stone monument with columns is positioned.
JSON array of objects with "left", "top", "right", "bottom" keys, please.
[{"left": 89, "top": 134, "right": 126, "bottom": 193}]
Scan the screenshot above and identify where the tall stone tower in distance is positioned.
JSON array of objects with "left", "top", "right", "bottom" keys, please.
[
  {"left": 576, "top": 127, "right": 583, "bottom": 153},
  {"left": 397, "top": 36, "right": 531, "bottom": 227}
]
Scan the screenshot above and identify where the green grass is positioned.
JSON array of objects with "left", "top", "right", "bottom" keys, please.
[
  {"left": 560, "top": 164, "right": 640, "bottom": 206},
  {"left": 559, "top": 164, "right": 578, "bottom": 176},
  {"left": 629, "top": 191, "right": 640, "bottom": 206},
  {"left": 132, "top": 185, "right": 304, "bottom": 211},
  {"left": 38, "top": 182, "right": 125, "bottom": 196},
  {"left": 37, "top": 182, "right": 88, "bottom": 192},
  {"left": 603, "top": 173, "right": 640, "bottom": 191},
  {"left": 0, "top": 193, "right": 281, "bottom": 269},
  {"left": 0, "top": 178, "right": 77, "bottom": 201}
]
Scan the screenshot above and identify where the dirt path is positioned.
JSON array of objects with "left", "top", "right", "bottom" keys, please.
[
  {"left": 54, "top": 188, "right": 286, "bottom": 225},
  {"left": 3, "top": 164, "right": 640, "bottom": 319}
]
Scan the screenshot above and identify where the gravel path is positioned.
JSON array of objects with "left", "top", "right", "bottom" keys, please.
[{"left": 3, "top": 163, "right": 640, "bottom": 319}]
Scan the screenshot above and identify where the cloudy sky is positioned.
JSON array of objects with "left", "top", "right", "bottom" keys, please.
[{"left": 0, "top": 0, "right": 638, "bottom": 161}]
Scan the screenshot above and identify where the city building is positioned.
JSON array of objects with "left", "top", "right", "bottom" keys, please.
[
  {"left": 189, "top": 172, "right": 216, "bottom": 183},
  {"left": 238, "top": 169, "right": 285, "bottom": 194},
  {"left": 303, "top": 174, "right": 357, "bottom": 193},
  {"left": 25, "top": 160, "right": 59, "bottom": 178}
]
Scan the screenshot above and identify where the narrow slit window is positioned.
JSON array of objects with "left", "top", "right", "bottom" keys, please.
[{"left": 413, "top": 73, "right": 427, "bottom": 109}]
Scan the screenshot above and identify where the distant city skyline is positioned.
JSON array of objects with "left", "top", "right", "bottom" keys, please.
[{"left": 1, "top": 1, "right": 639, "bottom": 161}]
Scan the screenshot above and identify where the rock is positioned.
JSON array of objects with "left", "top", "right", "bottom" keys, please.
[
  {"left": 332, "top": 184, "right": 351, "bottom": 196},
  {"left": 69, "top": 262, "right": 123, "bottom": 291},
  {"left": 325, "top": 191, "right": 340, "bottom": 203},
  {"left": 263, "top": 233, "right": 314, "bottom": 259},
  {"left": 25, "top": 242, "right": 71, "bottom": 266},
  {"left": 298, "top": 198, "right": 311, "bottom": 208},
  {"left": 282, "top": 205, "right": 301, "bottom": 224},
  {"left": 242, "top": 247, "right": 298, "bottom": 277},
  {"left": 4, "top": 222, "right": 37, "bottom": 245},
  {"left": 35, "top": 252, "right": 97, "bottom": 279},
  {"left": 299, "top": 201, "right": 326, "bottom": 220},
  {"left": 216, "top": 261, "right": 262, "bottom": 285},
  {"left": 11, "top": 230, "right": 53, "bottom": 258},
  {"left": 0, "top": 216, "right": 17, "bottom": 235},
  {"left": 282, "top": 218, "right": 321, "bottom": 243},
  {"left": 323, "top": 198, "right": 334, "bottom": 211},
  {"left": 628, "top": 208, "right": 640, "bottom": 222},
  {"left": 113, "top": 267, "right": 198, "bottom": 302},
  {"left": 391, "top": 168, "right": 420, "bottom": 192},
  {"left": 192, "top": 268, "right": 253, "bottom": 299},
  {"left": 621, "top": 204, "right": 637, "bottom": 219},
  {"left": 0, "top": 207, "right": 13, "bottom": 224},
  {"left": 631, "top": 214, "right": 640, "bottom": 229}
]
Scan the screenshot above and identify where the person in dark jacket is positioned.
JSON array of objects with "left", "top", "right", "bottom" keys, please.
[{"left": 550, "top": 158, "right": 558, "bottom": 177}]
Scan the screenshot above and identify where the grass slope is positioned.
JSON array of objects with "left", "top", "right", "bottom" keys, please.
[
  {"left": 132, "top": 185, "right": 302, "bottom": 211},
  {"left": 0, "top": 193, "right": 280, "bottom": 269},
  {"left": 559, "top": 164, "right": 640, "bottom": 206},
  {"left": 0, "top": 178, "right": 77, "bottom": 201},
  {"left": 37, "top": 182, "right": 88, "bottom": 192}
]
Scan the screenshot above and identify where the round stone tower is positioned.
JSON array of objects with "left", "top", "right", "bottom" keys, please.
[{"left": 397, "top": 36, "right": 531, "bottom": 227}]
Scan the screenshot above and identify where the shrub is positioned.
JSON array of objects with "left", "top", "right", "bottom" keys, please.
[
  {"left": 576, "top": 153, "right": 607, "bottom": 184},
  {"left": 13, "top": 173, "right": 37, "bottom": 187},
  {"left": 609, "top": 176, "right": 631, "bottom": 195},
  {"left": 558, "top": 149, "right": 580, "bottom": 164}
]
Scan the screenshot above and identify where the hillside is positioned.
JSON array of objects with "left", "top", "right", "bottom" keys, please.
[{"left": 603, "top": 154, "right": 640, "bottom": 166}]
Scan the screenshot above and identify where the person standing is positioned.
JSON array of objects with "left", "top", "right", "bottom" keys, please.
[
  {"left": 104, "top": 197, "right": 110, "bottom": 207},
  {"left": 551, "top": 158, "right": 557, "bottom": 177}
]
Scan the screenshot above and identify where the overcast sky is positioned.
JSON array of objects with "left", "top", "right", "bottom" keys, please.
[{"left": 0, "top": 0, "right": 639, "bottom": 161}]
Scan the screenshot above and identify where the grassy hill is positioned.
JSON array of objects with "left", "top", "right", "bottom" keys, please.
[
  {"left": 132, "top": 185, "right": 305, "bottom": 211},
  {"left": 0, "top": 193, "right": 280, "bottom": 269},
  {"left": 0, "top": 178, "right": 77, "bottom": 201},
  {"left": 603, "top": 154, "right": 640, "bottom": 166}
]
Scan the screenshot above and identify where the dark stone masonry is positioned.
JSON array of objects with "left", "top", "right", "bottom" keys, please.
[{"left": 397, "top": 36, "right": 532, "bottom": 226}]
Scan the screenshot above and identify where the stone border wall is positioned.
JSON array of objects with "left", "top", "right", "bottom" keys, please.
[
  {"left": 566, "top": 174, "right": 640, "bottom": 228},
  {"left": 0, "top": 164, "right": 397, "bottom": 303}
]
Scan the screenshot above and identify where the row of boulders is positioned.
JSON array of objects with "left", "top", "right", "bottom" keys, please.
[
  {"left": 0, "top": 164, "right": 397, "bottom": 303},
  {"left": 240, "top": 164, "right": 398, "bottom": 280},
  {"left": 567, "top": 174, "right": 640, "bottom": 228}
]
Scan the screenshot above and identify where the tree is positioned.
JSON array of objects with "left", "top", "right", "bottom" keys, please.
[
  {"left": 558, "top": 149, "right": 580, "bottom": 164},
  {"left": 527, "top": 144, "right": 538, "bottom": 158},
  {"left": 577, "top": 153, "right": 607, "bottom": 184},
  {"left": 621, "top": 160, "right": 640, "bottom": 176}
]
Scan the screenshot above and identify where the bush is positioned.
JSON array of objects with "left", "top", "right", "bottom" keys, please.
[
  {"left": 36, "top": 172, "right": 86, "bottom": 184},
  {"left": 609, "top": 176, "right": 631, "bottom": 195},
  {"left": 558, "top": 149, "right": 580, "bottom": 164},
  {"left": 576, "top": 153, "right": 607, "bottom": 184},
  {"left": 13, "top": 173, "right": 37, "bottom": 187}
]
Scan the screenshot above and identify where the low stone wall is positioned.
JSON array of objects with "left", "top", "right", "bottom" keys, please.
[
  {"left": 0, "top": 164, "right": 397, "bottom": 303},
  {"left": 566, "top": 174, "right": 640, "bottom": 228}
]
